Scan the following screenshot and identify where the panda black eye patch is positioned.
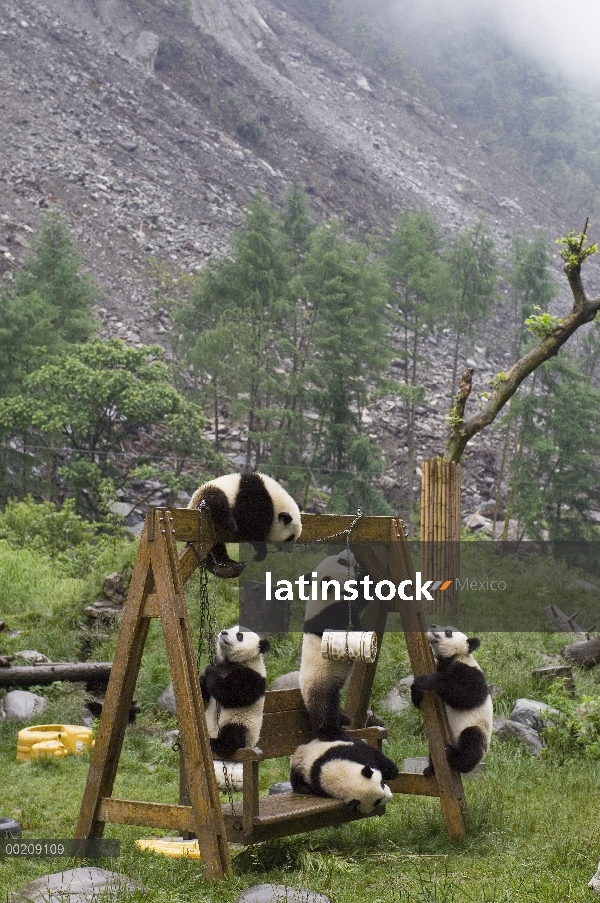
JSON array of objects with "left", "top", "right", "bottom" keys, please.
[
  {"left": 236, "top": 632, "right": 244, "bottom": 641},
  {"left": 279, "top": 512, "right": 293, "bottom": 525},
  {"left": 445, "top": 629, "right": 453, "bottom": 638}
]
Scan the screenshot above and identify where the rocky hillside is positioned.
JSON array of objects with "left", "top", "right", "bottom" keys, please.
[{"left": 1, "top": 0, "right": 597, "bottom": 524}]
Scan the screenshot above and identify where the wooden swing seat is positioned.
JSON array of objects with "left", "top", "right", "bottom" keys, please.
[{"left": 213, "top": 687, "right": 389, "bottom": 844}]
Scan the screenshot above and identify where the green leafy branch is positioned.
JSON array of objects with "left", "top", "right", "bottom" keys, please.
[
  {"left": 525, "top": 305, "right": 561, "bottom": 339},
  {"left": 555, "top": 221, "right": 598, "bottom": 268}
]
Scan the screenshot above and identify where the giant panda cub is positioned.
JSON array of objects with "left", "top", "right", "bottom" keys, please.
[
  {"left": 200, "top": 625, "right": 270, "bottom": 759},
  {"left": 300, "top": 551, "right": 369, "bottom": 740},
  {"left": 188, "top": 473, "right": 301, "bottom": 577},
  {"left": 411, "top": 626, "right": 493, "bottom": 775},
  {"left": 290, "top": 738, "right": 398, "bottom": 814}
]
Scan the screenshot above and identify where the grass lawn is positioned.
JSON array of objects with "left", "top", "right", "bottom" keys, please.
[{"left": 1, "top": 540, "right": 600, "bottom": 901}]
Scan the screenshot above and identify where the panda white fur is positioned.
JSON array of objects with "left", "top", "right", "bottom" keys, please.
[
  {"left": 188, "top": 473, "right": 301, "bottom": 577},
  {"left": 411, "top": 626, "right": 493, "bottom": 775},
  {"left": 200, "top": 625, "right": 270, "bottom": 759},
  {"left": 290, "top": 738, "right": 398, "bottom": 814},
  {"left": 300, "top": 552, "right": 370, "bottom": 740}
]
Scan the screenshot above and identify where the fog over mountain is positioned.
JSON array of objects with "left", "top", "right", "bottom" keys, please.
[{"left": 385, "top": 0, "right": 600, "bottom": 91}]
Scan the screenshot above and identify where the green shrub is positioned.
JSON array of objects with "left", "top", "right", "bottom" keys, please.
[
  {"left": 0, "top": 497, "right": 102, "bottom": 576},
  {"left": 236, "top": 118, "right": 265, "bottom": 145},
  {"left": 542, "top": 681, "right": 600, "bottom": 761}
]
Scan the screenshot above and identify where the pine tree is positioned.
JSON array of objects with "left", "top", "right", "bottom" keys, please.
[
  {"left": 384, "top": 210, "right": 449, "bottom": 515},
  {"left": 303, "top": 221, "right": 392, "bottom": 513},
  {"left": 510, "top": 350, "right": 600, "bottom": 541},
  {"left": 445, "top": 220, "right": 498, "bottom": 399},
  {"left": 13, "top": 211, "right": 99, "bottom": 345}
]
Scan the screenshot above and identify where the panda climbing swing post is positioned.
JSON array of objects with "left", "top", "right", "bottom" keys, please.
[{"left": 75, "top": 509, "right": 466, "bottom": 880}]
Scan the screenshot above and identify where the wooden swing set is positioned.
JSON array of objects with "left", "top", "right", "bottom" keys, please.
[{"left": 75, "top": 506, "right": 467, "bottom": 880}]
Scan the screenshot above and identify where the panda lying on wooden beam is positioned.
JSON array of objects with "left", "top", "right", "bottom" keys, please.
[{"left": 188, "top": 473, "right": 302, "bottom": 577}]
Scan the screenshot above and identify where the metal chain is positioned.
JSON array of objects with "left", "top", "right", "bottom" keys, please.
[{"left": 222, "top": 760, "right": 241, "bottom": 830}]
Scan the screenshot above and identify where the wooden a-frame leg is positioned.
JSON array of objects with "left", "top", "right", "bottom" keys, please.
[
  {"left": 75, "top": 524, "right": 154, "bottom": 841},
  {"left": 388, "top": 523, "right": 467, "bottom": 840},
  {"left": 153, "top": 511, "right": 232, "bottom": 879}
]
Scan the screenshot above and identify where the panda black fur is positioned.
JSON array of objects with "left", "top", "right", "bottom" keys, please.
[
  {"left": 411, "top": 627, "right": 492, "bottom": 775},
  {"left": 188, "top": 473, "right": 301, "bottom": 577},
  {"left": 200, "top": 626, "right": 270, "bottom": 759},
  {"left": 299, "top": 552, "right": 369, "bottom": 740},
  {"left": 290, "top": 738, "right": 398, "bottom": 814}
]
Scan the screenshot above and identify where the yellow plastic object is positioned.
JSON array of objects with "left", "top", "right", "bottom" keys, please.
[
  {"left": 136, "top": 837, "right": 201, "bottom": 859},
  {"left": 16, "top": 725, "right": 95, "bottom": 761}
]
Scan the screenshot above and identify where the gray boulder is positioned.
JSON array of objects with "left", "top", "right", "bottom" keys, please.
[
  {"left": 155, "top": 682, "right": 176, "bottom": 715},
  {"left": 495, "top": 719, "right": 543, "bottom": 756},
  {"left": 9, "top": 867, "right": 142, "bottom": 903},
  {"left": 509, "top": 698, "right": 559, "bottom": 731},
  {"left": 15, "top": 650, "right": 51, "bottom": 664},
  {"left": 133, "top": 31, "right": 160, "bottom": 74},
  {"left": 268, "top": 782, "right": 293, "bottom": 795},
  {"left": 270, "top": 671, "right": 300, "bottom": 691},
  {"left": 1, "top": 690, "right": 46, "bottom": 721},
  {"left": 380, "top": 686, "right": 411, "bottom": 714},
  {"left": 236, "top": 886, "right": 331, "bottom": 903}
]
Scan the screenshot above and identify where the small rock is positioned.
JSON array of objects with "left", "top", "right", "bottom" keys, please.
[
  {"left": 495, "top": 719, "right": 543, "bottom": 756},
  {"left": 268, "top": 782, "right": 293, "bottom": 795},
  {"left": 9, "top": 867, "right": 143, "bottom": 903},
  {"left": 509, "top": 698, "right": 559, "bottom": 731},
  {"left": 15, "top": 650, "right": 51, "bottom": 664},
  {"left": 573, "top": 579, "right": 600, "bottom": 593},
  {"left": 270, "top": 671, "right": 300, "bottom": 691},
  {"left": 380, "top": 687, "right": 411, "bottom": 714},
  {"left": 1, "top": 690, "right": 46, "bottom": 721},
  {"left": 236, "top": 886, "right": 331, "bottom": 903},
  {"left": 102, "top": 572, "right": 126, "bottom": 603},
  {"left": 155, "top": 682, "right": 176, "bottom": 715},
  {"left": 162, "top": 729, "right": 180, "bottom": 747}
]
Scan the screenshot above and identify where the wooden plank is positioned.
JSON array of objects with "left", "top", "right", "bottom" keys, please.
[
  {"left": 99, "top": 798, "right": 194, "bottom": 833},
  {"left": 388, "top": 523, "right": 467, "bottom": 839},
  {"left": 258, "top": 716, "right": 387, "bottom": 759},
  {"left": 388, "top": 773, "right": 440, "bottom": 797},
  {"left": 75, "top": 518, "right": 154, "bottom": 842},
  {"left": 262, "top": 688, "right": 305, "bottom": 713},
  {"left": 153, "top": 512, "right": 232, "bottom": 879},
  {"left": 223, "top": 794, "right": 386, "bottom": 844}
]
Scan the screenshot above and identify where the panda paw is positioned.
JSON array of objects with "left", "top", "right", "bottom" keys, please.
[{"left": 422, "top": 763, "right": 435, "bottom": 778}]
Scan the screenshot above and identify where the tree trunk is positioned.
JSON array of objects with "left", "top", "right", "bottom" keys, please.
[
  {"left": 562, "top": 636, "right": 600, "bottom": 668},
  {"left": 444, "top": 260, "right": 600, "bottom": 463},
  {"left": 0, "top": 662, "right": 112, "bottom": 686}
]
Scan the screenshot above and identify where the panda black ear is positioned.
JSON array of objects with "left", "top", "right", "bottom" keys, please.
[
  {"left": 278, "top": 512, "right": 293, "bottom": 525},
  {"left": 361, "top": 765, "right": 374, "bottom": 778},
  {"left": 467, "top": 637, "right": 481, "bottom": 653},
  {"left": 259, "top": 639, "right": 271, "bottom": 654}
]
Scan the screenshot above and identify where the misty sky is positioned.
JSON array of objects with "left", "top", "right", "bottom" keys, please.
[{"left": 395, "top": 0, "right": 600, "bottom": 90}]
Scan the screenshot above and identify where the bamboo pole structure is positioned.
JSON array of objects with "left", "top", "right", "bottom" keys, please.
[{"left": 420, "top": 458, "right": 461, "bottom": 616}]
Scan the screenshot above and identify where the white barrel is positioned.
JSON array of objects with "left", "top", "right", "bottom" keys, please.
[
  {"left": 321, "top": 630, "right": 378, "bottom": 663},
  {"left": 213, "top": 760, "right": 244, "bottom": 792}
]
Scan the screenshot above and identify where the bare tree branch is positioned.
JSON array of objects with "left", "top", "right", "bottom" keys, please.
[{"left": 444, "top": 256, "right": 600, "bottom": 463}]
